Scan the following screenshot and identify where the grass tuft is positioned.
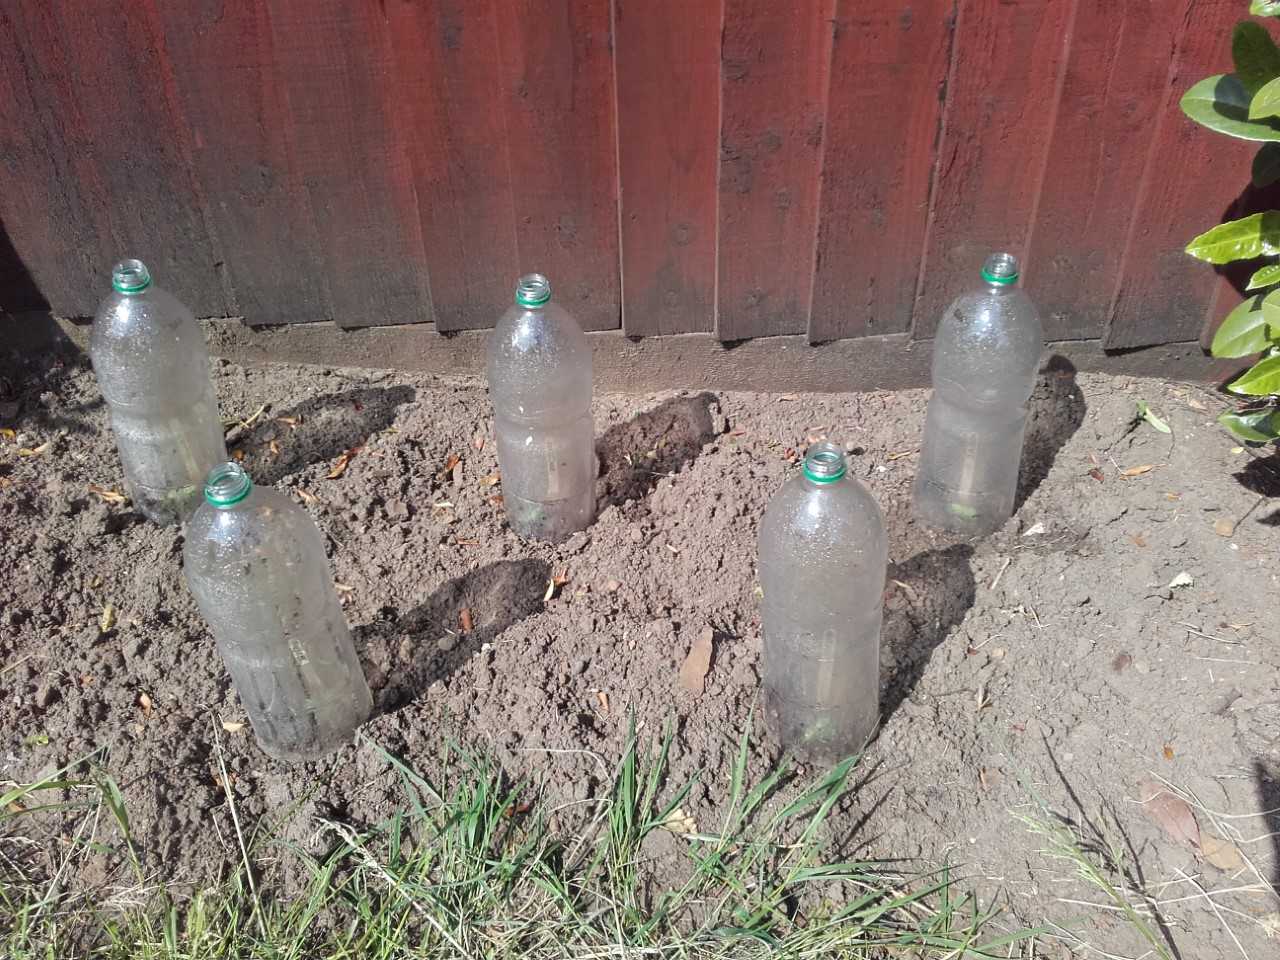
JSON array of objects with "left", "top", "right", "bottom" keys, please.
[{"left": 1, "top": 726, "right": 1038, "bottom": 958}]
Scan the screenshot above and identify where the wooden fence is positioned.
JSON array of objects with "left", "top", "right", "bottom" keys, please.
[{"left": 0, "top": 0, "right": 1259, "bottom": 350}]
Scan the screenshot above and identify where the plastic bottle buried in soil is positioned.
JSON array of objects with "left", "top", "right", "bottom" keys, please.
[
  {"left": 486, "top": 273, "right": 596, "bottom": 543},
  {"left": 89, "top": 259, "right": 228, "bottom": 525},
  {"left": 912, "top": 252, "right": 1044, "bottom": 535},
  {"left": 758, "top": 442, "right": 888, "bottom": 761},
  {"left": 183, "top": 462, "right": 372, "bottom": 762}
]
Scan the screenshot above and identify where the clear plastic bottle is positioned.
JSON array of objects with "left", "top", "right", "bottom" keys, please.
[
  {"left": 912, "top": 253, "right": 1044, "bottom": 534},
  {"left": 487, "top": 273, "right": 595, "bottom": 542},
  {"left": 183, "top": 462, "right": 372, "bottom": 762},
  {"left": 758, "top": 442, "right": 888, "bottom": 760},
  {"left": 90, "top": 259, "right": 227, "bottom": 524}
]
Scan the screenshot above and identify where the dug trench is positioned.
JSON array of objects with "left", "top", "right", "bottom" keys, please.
[{"left": 1, "top": 344, "right": 1277, "bottom": 958}]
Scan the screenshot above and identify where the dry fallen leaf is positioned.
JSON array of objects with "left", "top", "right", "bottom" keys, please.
[
  {"left": 138, "top": 692, "right": 153, "bottom": 717},
  {"left": 88, "top": 483, "right": 128, "bottom": 506},
  {"left": 276, "top": 415, "right": 300, "bottom": 428},
  {"left": 1021, "top": 521, "right": 1045, "bottom": 537},
  {"left": 0, "top": 427, "right": 15, "bottom": 441},
  {"left": 661, "top": 806, "right": 697, "bottom": 835},
  {"left": 454, "top": 537, "right": 481, "bottom": 546},
  {"left": 99, "top": 603, "right": 116, "bottom": 633},
  {"left": 1121, "top": 464, "right": 1155, "bottom": 477},
  {"left": 327, "top": 446, "right": 362, "bottom": 479},
  {"left": 459, "top": 607, "right": 474, "bottom": 634},
  {"left": 1201, "top": 834, "right": 1245, "bottom": 872},
  {"left": 595, "top": 690, "right": 609, "bottom": 715},
  {"left": 296, "top": 488, "right": 318, "bottom": 505},
  {"left": 1213, "top": 518, "right": 1235, "bottom": 537},
  {"left": 18, "top": 441, "right": 49, "bottom": 457},
  {"left": 1088, "top": 468, "right": 1105, "bottom": 483},
  {"left": 1187, "top": 398, "right": 1208, "bottom": 411},
  {"left": 268, "top": 438, "right": 280, "bottom": 458},
  {"left": 334, "top": 583, "right": 354, "bottom": 593},
  {"left": 220, "top": 720, "right": 246, "bottom": 733},
  {"left": 679, "top": 627, "right": 714, "bottom": 695},
  {"left": 482, "top": 473, "right": 501, "bottom": 487},
  {"left": 1138, "top": 779, "right": 1200, "bottom": 854}
]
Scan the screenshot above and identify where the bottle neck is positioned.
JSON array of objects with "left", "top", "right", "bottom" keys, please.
[{"left": 801, "top": 442, "right": 847, "bottom": 484}]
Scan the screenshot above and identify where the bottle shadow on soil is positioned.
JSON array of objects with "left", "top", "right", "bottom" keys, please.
[
  {"left": 233, "top": 385, "right": 415, "bottom": 485},
  {"left": 1015, "top": 355, "right": 1086, "bottom": 514},
  {"left": 880, "top": 543, "right": 977, "bottom": 722},
  {"left": 352, "top": 558, "right": 550, "bottom": 717},
  {"left": 1258, "top": 760, "right": 1280, "bottom": 894},
  {"left": 1233, "top": 456, "right": 1280, "bottom": 527},
  {"left": 595, "top": 392, "right": 720, "bottom": 511}
]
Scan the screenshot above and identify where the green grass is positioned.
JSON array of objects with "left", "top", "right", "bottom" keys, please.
[{"left": 1, "top": 720, "right": 1041, "bottom": 959}]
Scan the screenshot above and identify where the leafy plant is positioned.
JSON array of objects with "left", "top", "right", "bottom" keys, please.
[{"left": 1183, "top": 3, "right": 1280, "bottom": 442}]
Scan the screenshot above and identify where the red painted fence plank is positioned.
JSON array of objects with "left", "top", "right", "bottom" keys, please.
[
  {"left": 496, "top": 0, "right": 621, "bottom": 332},
  {"left": 1108, "top": 0, "right": 1255, "bottom": 350},
  {"left": 913, "top": 0, "right": 1073, "bottom": 339},
  {"left": 388, "top": 0, "right": 519, "bottom": 332},
  {"left": 266, "top": 0, "right": 431, "bottom": 328},
  {"left": 613, "top": 0, "right": 720, "bottom": 336},
  {"left": 155, "top": 0, "right": 329, "bottom": 324},
  {"left": 1026, "top": 1, "right": 1181, "bottom": 341},
  {"left": 0, "top": 7, "right": 97, "bottom": 315},
  {"left": 1, "top": 1, "right": 227, "bottom": 317},
  {"left": 717, "top": 0, "right": 833, "bottom": 340},
  {"left": 809, "top": 1, "right": 951, "bottom": 342}
]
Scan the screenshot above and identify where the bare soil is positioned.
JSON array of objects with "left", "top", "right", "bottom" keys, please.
[{"left": 1, "top": 343, "right": 1278, "bottom": 958}]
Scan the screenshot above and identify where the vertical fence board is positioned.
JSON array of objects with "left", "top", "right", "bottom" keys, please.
[
  {"left": 496, "top": 0, "right": 620, "bottom": 332},
  {"left": 156, "top": 0, "right": 328, "bottom": 323},
  {"left": 0, "top": 7, "right": 94, "bottom": 315},
  {"left": 914, "top": 0, "right": 1073, "bottom": 339},
  {"left": 387, "top": 0, "right": 518, "bottom": 332},
  {"left": 266, "top": 0, "right": 430, "bottom": 328},
  {"left": 1027, "top": 1, "right": 1180, "bottom": 341},
  {"left": 717, "top": 0, "right": 833, "bottom": 340},
  {"left": 809, "top": 1, "right": 951, "bottom": 342},
  {"left": 614, "top": 0, "right": 720, "bottom": 336},
  {"left": 1107, "top": 0, "right": 1254, "bottom": 350},
  {"left": 0, "top": 1, "right": 226, "bottom": 317}
]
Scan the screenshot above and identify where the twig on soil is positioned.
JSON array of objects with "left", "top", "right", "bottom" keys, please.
[
  {"left": 989, "top": 557, "right": 1012, "bottom": 591},
  {"left": 211, "top": 719, "right": 264, "bottom": 939},
  {"left": 1176, "top": 622, "right": 1243, "bottom": 645},
  {"left": 1174, "top": 867, "right": 1251, "bottom": 960}
]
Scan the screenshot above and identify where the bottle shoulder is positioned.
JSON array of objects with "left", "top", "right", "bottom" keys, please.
[
  {"left": 184, "top": 487, "right": 320, "bottom": 567},
  {"left": 760, "top": 473, "right": 886, "bottom": 557}
]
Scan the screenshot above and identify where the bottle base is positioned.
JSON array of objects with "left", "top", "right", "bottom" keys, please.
[
  {"left": 762, "top": 686, "right": 877, "bottom": 764},
  {"left": 503, "top": 490, "right": 595, "bottom": 543}
]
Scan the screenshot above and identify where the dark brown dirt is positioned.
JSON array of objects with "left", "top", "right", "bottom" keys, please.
[{"left": 1, "top": 343, "right": 1278, "bottom": 958}]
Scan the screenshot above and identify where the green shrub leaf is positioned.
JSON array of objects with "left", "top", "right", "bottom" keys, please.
[
  {"left": 1186, "top": 212, "right": 1280, "bottom": 264},
  {"left": 1252, "top": 76, "right": 1280, "bottom": 118},
  {"left": 1253, "top": 144, "right": 1280, "bottom": 186},
  {"left": 1234, "top": 22, "right": 1280, "bottom": 95},
  {"left": 1251, "top": 1, "right": 1280, "bottom": 18},
  {"left": 1182, "top": 75, "right": 1280, "bottom": 140},
  {"left": 1228, "top": 353, "right": 1280, "bottom": 394},
  {"left": 1247, "top": 263, "right": 1280, "bottom": 289},
  {"left": 1212, "top": 295, "right": 1271, "bottom": 357},
  {"left": 1218, "top": 408, "right": 1280, "bottom": 441}
]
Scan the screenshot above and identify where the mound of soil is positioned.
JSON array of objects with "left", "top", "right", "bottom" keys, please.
[{"left": 1, "top": 344, "right": 1276, "bottom": 958}]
